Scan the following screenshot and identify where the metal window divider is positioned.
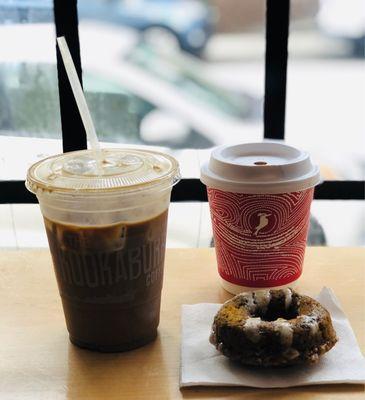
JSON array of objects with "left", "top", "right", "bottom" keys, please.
[{"left": 54, "top": 0, "right": 87, "bottom": 153}]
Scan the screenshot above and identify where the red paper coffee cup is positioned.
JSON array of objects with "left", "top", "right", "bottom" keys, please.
[{"left": 201, "top": 143, "right": 320, "bottom": 294}]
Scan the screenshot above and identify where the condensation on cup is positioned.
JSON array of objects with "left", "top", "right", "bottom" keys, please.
[
  {"left": 201, "top": 142, "right": 320, "bottom": 295},
  {"left": 26, "top": 148, "right": 180, "bottom": 352}
]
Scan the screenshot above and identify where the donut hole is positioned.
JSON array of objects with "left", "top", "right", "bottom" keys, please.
[
  {"left": 254, "top": 305, "right": 299, "bottom": 321},
  {"left": 260, "top": 308, "right": 298, "bottom": 321}
]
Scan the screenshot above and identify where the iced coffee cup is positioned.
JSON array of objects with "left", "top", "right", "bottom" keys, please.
[
  {"left": 201, "top": 142, "right": 320, "bottom": 294},
  {"left": 26, "top": 148, "right": 180, "bottom": 352}
]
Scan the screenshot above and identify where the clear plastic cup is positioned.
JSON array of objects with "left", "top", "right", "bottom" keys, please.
[
  {"left": 201, "top": 142, "right": 320, "bottom": 294},
  {"left": 26, "top": 148, "right": 180, "bottom": 352}
]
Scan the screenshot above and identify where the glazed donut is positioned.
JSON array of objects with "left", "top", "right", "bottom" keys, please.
[{"left": 210, "top": 288, "right": 337, "bottom": 367}]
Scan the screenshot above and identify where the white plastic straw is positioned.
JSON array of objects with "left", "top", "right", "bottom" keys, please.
[{"left": 56, "top": 36, "right": 101, "bottom": 156}]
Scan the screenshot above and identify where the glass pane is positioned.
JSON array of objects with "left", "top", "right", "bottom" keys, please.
[
  {"left": 286, "top": 0, "right": 365, "bottom": 180},
  {"left": 0, "top": 5, "right": 62, "bottom": 180},
  {"left": 1, "top": 1, "right": 361, "bottom": 188},
  {"left": 77, "top": 0, "right": 264, "bottom": 156}
]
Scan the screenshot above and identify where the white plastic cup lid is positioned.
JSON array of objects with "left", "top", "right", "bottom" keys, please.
[
  {"left": 200, "top": 142, "right": 320, "bottom": 194},
  {"left": 26, "top": 148, "right": 180, "bottom": 196}
]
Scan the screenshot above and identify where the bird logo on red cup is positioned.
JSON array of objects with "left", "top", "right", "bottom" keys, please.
[{"left": 253, "top": 212, "right": 272, "bottom": 236}]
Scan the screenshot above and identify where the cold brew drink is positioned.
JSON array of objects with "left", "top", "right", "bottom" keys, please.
[
  {"left": 45, "top": 210, "right": 168, "bottom": 351},
  {"left": 26, "top": 149, "right": 180, "bottom": 351}
]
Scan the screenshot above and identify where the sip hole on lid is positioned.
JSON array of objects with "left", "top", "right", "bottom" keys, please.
[{"left": 254, "top": 161, "right": 268, "bottom": 166}]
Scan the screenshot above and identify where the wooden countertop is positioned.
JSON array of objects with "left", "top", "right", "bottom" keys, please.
[{"left": 0, "top": 248, "right": 364, "bottom": 399}]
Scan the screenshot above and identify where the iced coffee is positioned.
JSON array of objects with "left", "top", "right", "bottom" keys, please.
[{"left": 26, "top": 148, "right": 180, "bottom": 351}]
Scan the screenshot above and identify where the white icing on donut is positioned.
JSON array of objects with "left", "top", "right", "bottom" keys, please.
[
  {"left": 244, "top": 317, "right": 262, "bottom": 343},
  {"left": 274, "top": 318, "right": 293, "bottom": 347},
  {"left": 254, "top": 290, "right": 271, "bottom": 314},
  {"left": 300, "top": 315, "right": 319, "bottom": 336},
  {"left": 282, "top": 288, "right": 292, "bottom": 310},
  {"left": 283, "top": 347, "right": 300, "bottom": 360}
]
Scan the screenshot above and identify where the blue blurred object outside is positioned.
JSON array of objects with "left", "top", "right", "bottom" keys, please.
[{"left": 0, "top": 0, "right": 215, "bottom": 56}]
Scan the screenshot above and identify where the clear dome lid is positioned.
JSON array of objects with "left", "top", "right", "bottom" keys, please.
[{"left": 26, "top": 148, "right": 180, "bottom": 196}]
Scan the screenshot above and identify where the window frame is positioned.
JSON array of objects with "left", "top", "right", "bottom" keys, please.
[{"left": 0, "top": 0, "right": 364, "bottom": 203}]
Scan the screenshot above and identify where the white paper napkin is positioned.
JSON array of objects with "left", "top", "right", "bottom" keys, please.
[{"left": 180, "top": 287, "right": 365, "bottom": 388}]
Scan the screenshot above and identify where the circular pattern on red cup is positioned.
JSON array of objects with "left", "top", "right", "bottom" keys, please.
[{"left": 208, "top": 187, "right": 314, "bottom": 287}]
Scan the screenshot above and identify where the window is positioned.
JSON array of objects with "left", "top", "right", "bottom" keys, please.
[
  {"left": 0, "top": 17, "right": 62, "bottom": 180},
  {"left": 286, "top": 0, "right": 365, "bottom": 181},
  {"left": 0, "top": 0, "right": 364, "bottom": 248}
]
